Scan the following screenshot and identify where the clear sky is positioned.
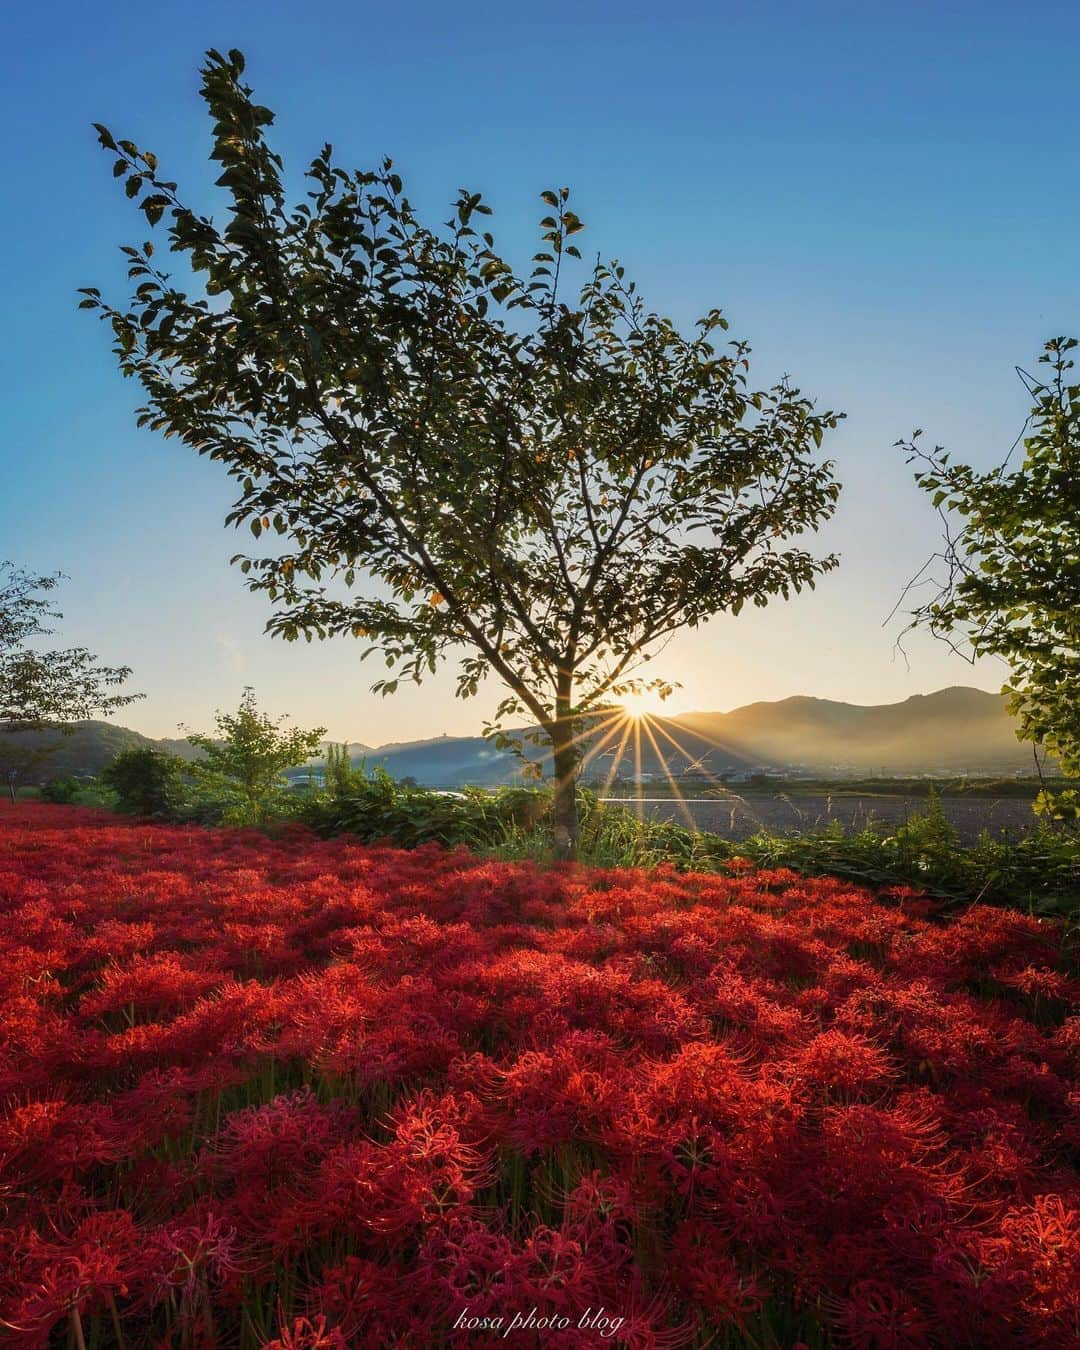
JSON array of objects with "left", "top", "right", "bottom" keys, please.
[{"left": 3, "top": 1, "right": 1078, "bottom": 742}]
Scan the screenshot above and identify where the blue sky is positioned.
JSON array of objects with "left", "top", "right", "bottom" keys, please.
[{"left": 3, "top": 0, "right": 1078, "bottom": 740}]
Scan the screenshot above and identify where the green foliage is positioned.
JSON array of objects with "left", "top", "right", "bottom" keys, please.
[
  {"left": 84, "top": 47, "right": 842, "bottom": 855},
  {"left": 185, "top": 688, "right": 325, "bottom": 826},
  {"left": 323, "top": 742, "right": 366, "bottom": 798},
  {"left": 641, "top": 804, "right": 1076, "bottom": 919},
  {"left": 0, "top": 561, "right": 141, "bottom": 800},
  {"left": 100, "top": 746, "right": 191, "bottom": 818},
  {"left": 902, "top": 337, "right": 1080, "bottom": 824},
  {"left": 39, "top": 776, "right": 80, "bottom": 804},
  {"left": 491, "top": 798, "right": 720, "bottom": 871},
  {"left": 718, "top": 817, "right": 1080, "bottom": 921},
  {"left": 67, "top": 777, "right": 119, "bottom": 809},
  {"left": 300, "top": 774, "right": 1078, "bottom": 918},
  {"left": 303, "top": 764, "right": 553, "bottom": 850},
  {"left": 486, "top": 784, "right": 1079, "bottom": 918}
]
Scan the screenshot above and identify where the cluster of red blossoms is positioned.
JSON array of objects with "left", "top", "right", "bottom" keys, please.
[{"left": 0, "top": 804, "right": 1077, "bottom": 1348}]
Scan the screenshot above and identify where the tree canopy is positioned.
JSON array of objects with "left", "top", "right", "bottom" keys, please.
[
  {"left": 901, "top": 337, "right": 1080, "bottom": 823},
  {"left": 84, "top": 48, "right": 842, "bottom": 853},
  {"left": 184, "top": 687, "right": 325, "bottom": 826},
  {"left": 0, "top": 562, "right": 140, "bottom": 799},
  {"left": 100, "top": 745, "right": 190, "bottom": 818}
]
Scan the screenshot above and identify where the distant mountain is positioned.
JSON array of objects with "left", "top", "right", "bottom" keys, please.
[
  {"left": 0, "top": 721, "right": 204, "bottom": 782},
  {"left": 363, "top": 733, "right": 531, "bottom": 786},
  {"left": 362, "top": 686, "right": 1035, "bottom": 784},
  {"left": 3, "top": 687, "right": 1036, "bottom": 787},
  {"left": 668, "top": 687, "right": 1031, "bottom": 776}
]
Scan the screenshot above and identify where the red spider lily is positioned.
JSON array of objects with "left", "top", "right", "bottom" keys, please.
[
  {"left": 264, "top": 1312, "right": 348, "bottom": 1348},
  {"left": 0, "top": 803, "right": 1076, "bottom": 1348},
  {"left": 836, "top": 1279, "right": 933, "bottom": 1349},
  {"left": 669, "top": 1218, "right": 768, "bottom": 1329},
  {"left": 788, "top": 1028, "right": 896, "bottom": 1100}
]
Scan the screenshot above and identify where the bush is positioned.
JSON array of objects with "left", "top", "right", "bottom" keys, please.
[
  {"left": 39, "top": 776, "right": 79, "bottom": 804},
  {"left": 302, "top": 762, "right": 554, "bottom": 850},
  {"left": 184, "top": 688, "right": 325, "bottom": 827},
  {"left": 108, "top": 735, "right": 1079, "bottom": 920},
  {"left": 489, "top": 791, "right": 1080, "bottom": 920},
  {"left": 100, "top": 746, "right": 190, "bottom": 818},
  {"left": 68, "top": 777, "right": 118, "bottom": 809},
  {"left": 298, "top": 768, "right": 1078, "bottom": 916},
  {"left": 708, "top": 815, "right": 1078, "bottom": 919}
]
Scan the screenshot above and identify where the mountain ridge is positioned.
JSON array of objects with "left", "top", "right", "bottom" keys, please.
[
  {"left": 2, "top": 686, "right": 1037, "bottom": 785},
  {"left": 674, "top": 686, "right": 990, "bottom": 720}
]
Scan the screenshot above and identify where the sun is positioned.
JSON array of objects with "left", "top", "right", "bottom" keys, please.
[{"left": 615, "top": 689, "right": 672, "bottom": 719}]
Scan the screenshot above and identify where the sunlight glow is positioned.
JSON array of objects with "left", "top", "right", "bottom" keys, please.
[
  {"left": 574, "top": 698, "right": 770, "bottom": 844},
  {"left": 614, "top": 690, "right": 671, "bottom": 720}
]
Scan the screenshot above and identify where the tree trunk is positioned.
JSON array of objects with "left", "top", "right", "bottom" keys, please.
[{"left": 550, "top": 697, "right": 579, "bottom": 861}]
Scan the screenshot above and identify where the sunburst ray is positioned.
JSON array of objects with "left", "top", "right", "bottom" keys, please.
[
  {"left": 646, "top": 717, "right": 768, "bottom": 832},
  {"left": 638, "top": 714, "right": 701, "bottom": 833}
]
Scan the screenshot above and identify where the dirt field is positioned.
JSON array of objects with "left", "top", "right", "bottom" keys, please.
[{"left": 602, "top": 794, "right": 1039, "bottom": 844}]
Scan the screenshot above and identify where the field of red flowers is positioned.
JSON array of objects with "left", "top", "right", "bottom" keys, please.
[{"left": 0, "top": 804, "right": 1077, "bottom": 1348}]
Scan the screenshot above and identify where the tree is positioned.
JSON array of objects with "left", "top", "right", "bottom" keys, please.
[
  {"left": 83, "top": 49, "right": 842, "bottom": 856},
  {"left": 100, "top": 745, "right": 190, "bottom": 817},
  {"left": 323, "top": 742, "right": 360, "bottom": 797},
  {"left": 39, "top": 776, "right": 80, "bottom": 805},
  {"left": 185, "top": 687, "right": 325, "bottom": 825},
  {"left": 0, "top": 561, "right": 140, "bottom": 802},
  {"left": 900, "top": 337, "right": 1080, "bottom": 823}
]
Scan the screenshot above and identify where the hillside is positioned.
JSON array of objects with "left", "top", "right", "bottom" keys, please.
[
  {"left": 669, "top": 686, "right": 1030, "bottom": 776},
  {"left": 2, "top": 687, "right": 1035, "bottom": 787},
  {"left": 365, "top": 686, "right": 1034, "bottom": 784},
  {"left": 0, "top": 721, "right": 203, "bottom": 782}
]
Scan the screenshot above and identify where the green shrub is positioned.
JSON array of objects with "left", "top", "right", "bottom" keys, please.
[
  {"left": 302, "top": 763, "right": 554, "bottom": 850},
  {"left": 100, "top": 747, "right": 190, "bottom": 818},
  {"left": 120, "top": 739, "right": 1078, "bottom": 922},
  {"left": 307, "top": 768, "right": 727, "bottom": 868},
  {"left": 69, "top": 777, "right": 118, "bottom": 809},
  {"left": 489, "top": 792, "right": 1079, "bottom": 920},
  {"left": 184, "top": 689, "right": 325, "bottom": 827},
  {"left": 40, "top": 776, "right": 80, "bottom": 804}
]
